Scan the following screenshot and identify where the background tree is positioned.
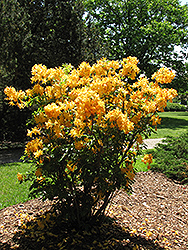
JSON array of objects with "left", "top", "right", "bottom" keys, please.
[
  {"left": 0, "top": 0, "right": 85, "bottom": 89},
  {"left": 81, "top": 14, "right": 110, "bottom": 65},
  {"left": 167, "top": 59, "right": 188, "bottom": 93},
  {"left": 0, "top": 0, "right": 86, "bottom": 142},
  {"left": 85, "top": 0, "right": 188, "bottom": 90}
]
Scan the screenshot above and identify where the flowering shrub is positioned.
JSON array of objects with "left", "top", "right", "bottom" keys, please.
[{"left": 4, "top": 57, "right": 177, "bottom": 226}]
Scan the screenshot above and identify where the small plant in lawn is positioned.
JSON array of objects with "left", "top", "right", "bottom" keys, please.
[
  {"left": 4, "top": 57, "right": 177, "bottom": 227},
  {"left": 150, "top": 133, "right": 188, "bottom": 184}
]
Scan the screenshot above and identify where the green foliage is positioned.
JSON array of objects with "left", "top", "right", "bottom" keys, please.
[
  {"left": 166, "top": 60, "right": 188, "bottom": 93},
  {"left": 0, "top": 106, "right": 31, "bottom": 142},
  {"left": 150, "top": 133, "right": 188, "bottom": 184},
  {"left": 81, "top": 14, "right": 111, "bottom": 65},
  {"left": 85, "top": 0, "right": 188, "bottom": 90},
  {"left": 165, "top": 102, "right": 187, "bottom": 111},
  {"left": 0, "top": 156, "right": 149, "bottom": 210},
  {"left": 173, "top": 91, "right": 188, "bottom": 105}
]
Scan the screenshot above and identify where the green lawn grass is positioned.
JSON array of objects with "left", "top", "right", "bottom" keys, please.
[
  {"left": 150, "top": 111, "right": 188, "bottom": 138},
  {"left": 0, "top": 162, "right": 33, "bottom": 210},
  {"left": 0, "top": 158, "right": 149, "bottom": 210}
]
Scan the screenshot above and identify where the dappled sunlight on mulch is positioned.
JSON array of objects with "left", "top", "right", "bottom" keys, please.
[{"left": 0, "top": 171, "right": 187, "bottom": 249}]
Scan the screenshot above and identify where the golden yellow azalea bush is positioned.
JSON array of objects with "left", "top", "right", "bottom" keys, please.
[{"left": 4, "top": 57, "right": 177, "bottom": 226}]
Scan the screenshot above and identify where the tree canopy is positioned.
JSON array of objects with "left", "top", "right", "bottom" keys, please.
[
  {"left": 0, "top": 0, "right": 86, "bottom": 89},
  {"left": 85, "top": 0, "right": 188, "bottom": 90}
]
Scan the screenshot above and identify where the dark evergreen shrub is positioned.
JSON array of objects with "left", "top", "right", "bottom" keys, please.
[
  {"left": 150, "top": 133, "right": 188, "bottom": 184},
  {"left": 165, "top": 102, "right": 187, "bottom": 111}
]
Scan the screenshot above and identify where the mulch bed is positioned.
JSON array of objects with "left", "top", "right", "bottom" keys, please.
[{"left": 0, "top": 171, "right": 187, "bottom": 249}]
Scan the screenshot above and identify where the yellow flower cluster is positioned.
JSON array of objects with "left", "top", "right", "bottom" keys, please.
[
  {"left": 32, "top": 84, "right": 44, "bottom": 96},
  {"left": 31, "top": 64, "right": 67, "bottom": 84},
  {"left": 44, "top": 103, "right": 62, "bottom": 119},
  {"left": 105, "top": 108, "right": 134, "bottom": 133},
  {"left": 121, "top": 162, "right": 135, "bottom": 183},
  {"left": 27, "top": 127, "right": 41, "bottom": 137},
  {"left": 35, "top": 168, "right": 42, "bottom": 177},
  {"left": 151, "top": 67, "right": 175, "bottom": 84},
  {"left": 142, "top": 154, "right": 153, "bottom": 169},
  {"left": 66, "top": 161, "right": 77, "bottom": 172},
  {"left": 120, "top": 57, "right": 140, "bottom": 79},
  {"left": 25, "top": 138, "right": 43, "bottom": 158},
  {"left": 4, "top": 86, "right": 25, "bottom": 108},
  {"left": 17, "top": 172, "right": 23, "bottom": 182}
]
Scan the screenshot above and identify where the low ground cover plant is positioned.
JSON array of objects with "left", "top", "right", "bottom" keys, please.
[
  {"left": 4, "top": 57, "right": 177, "bottom": 227},
  {"left": 165, "top": 102, "right": 187, "bottom": 111},
  {"left": 148, "top": 133, "right": 188, "bottom": 184}
]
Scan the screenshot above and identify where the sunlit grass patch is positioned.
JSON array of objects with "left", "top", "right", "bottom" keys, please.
[{"left": 0, "top": 162, "right": 33, "bottom": 209}]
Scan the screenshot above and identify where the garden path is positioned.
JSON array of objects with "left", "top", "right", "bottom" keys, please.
[{"left": 0, "top": 138, "right": 165, "bottom": 164}]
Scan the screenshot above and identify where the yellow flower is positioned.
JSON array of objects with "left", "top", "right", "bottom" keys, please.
[
  {"left": 45, "top": 119, "right": 53, "bottom": 129},
  {"left": 35, "top": 168, "right": 42, "bottom": 177},
  {"left": 4, "top": 87, "right": 26, "bottom": 107},
  {"left": 105, "top": 108, "right": 134, "bottom": 133},
  {"left": 34, "top": 149, "right": 43, "bottom": 158},
  {"left": 150, "top": 115, "right": 161, "bottom": 126},
  {"left": 44, "top": 103, "right": 61, "bottom": 119},
  {"left": 27, "top": 127, "right": 41, "bottom": 137},
  {"left": 74, "top": 140, "right": 84, "bottom": 150},
  {"left": 37, "top": 176, "right": 45, "bottom": 183},
  {"left": 31, "top": 64, "right": 48, "bottom": 84},
  {"left": 25, "top": 138, "right": 43, "bottom": 156},
  {"left": 120, "top": 57, "right": 140, "bottom": 80},
  {"left": 32, "top": 84, "right": 44, "bottom": 95},
  {"left": 17, "top": 173, "right": 23, "bottom": 181},
  {"left": 146, "top": 231, "right": 153, "bottom": 237},
  {"left": 78, "top": 61, "right": 91, "bottom": 78},
  {"left": 74, "top": 87, "right": 105, "bottom": 120},
  {"left": 34, "top": 112, "right": 47, "bottom": 124},
  {"left": 136, "top": 134, "right": 143, "bottom": 144},
  {"left": 142, "top": 154, "right": 153, "bottom": 169},
  {"left": 67, "top": 162, "right": 76, "bottom": 172},
  {"left": 126, "top": 170, "right": 135, "bottom": 180}
]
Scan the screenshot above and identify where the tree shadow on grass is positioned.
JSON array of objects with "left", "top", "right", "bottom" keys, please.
[
  {"left": 172, "top": 112, "right": 188, "bottom": 117},
  {"left": 0, "top": 212, "right": 166, "bottom": 250},
  {"left": 0, "top": 149, "right": 24, "bottom": 165},
  {"left": 158, "top": 117, "right": 188, "bottom": 130}
]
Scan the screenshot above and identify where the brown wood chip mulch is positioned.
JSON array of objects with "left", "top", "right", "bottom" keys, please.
[{"left": 0, "top": 171, "right": 188, "bottom": 250}]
